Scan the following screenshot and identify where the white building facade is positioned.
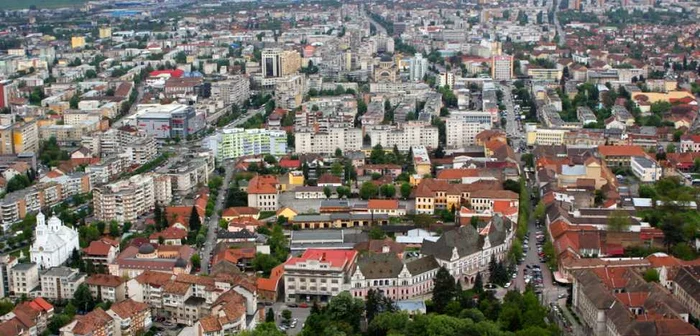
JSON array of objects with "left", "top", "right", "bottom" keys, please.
[{"left": 30, "top": 213, "right": 80, "bottom": 270}]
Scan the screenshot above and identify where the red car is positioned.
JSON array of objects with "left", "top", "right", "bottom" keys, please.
[{"left": 299, "top": 303, "right": 309, "bottom": 308}]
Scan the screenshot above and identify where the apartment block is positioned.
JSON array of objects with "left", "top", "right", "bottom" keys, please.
[
  {"left": 210, "top": 75, "right": 250, "bottom": 106},
  {"left": 40, "top": 267, "right": 86, "bottom": 301},
  {"left": 295, "top": 127, "right": 362, "bottom": 154},
  {"left": 446, "top": 114, "right": 492, "bottom": 149},
  {"left": 367, "top": 123, "right": 439, "bottom": 151},
  {"left": 206, "top": 127, "right": 287, "bottom": 161},
  {"left": 10, "top": 263, "right": 39, "bottom": 296},
  {"left": 93, "top": 173, "right": 155, "bottom": 224},
  {"left": 86, "top": 274, "right": 127, "bottom": 303}
]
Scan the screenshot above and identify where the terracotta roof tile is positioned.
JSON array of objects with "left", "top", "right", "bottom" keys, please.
[
  {"left": 109, "top": 299, "right": 149, "bottom": 319},
  {"left": 86, "top": 274, "right": 125, "bottom": 288}
]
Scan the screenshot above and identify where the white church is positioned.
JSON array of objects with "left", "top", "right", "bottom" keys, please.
[{"left": 30, "top": 212, "right": 80, "bottom": 269}]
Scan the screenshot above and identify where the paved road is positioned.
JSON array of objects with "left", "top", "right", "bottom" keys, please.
[
  {"left": 201, "top": 163, "right": 235, "bottom": 274},
  {"left": 552, "top": 0, "right": 566, "bottom": 46},
  {"left": 113, "top": 85, "right": 144, "bottom": 128},
  {"left": 270, "top": 303, "right": 311, "bottom": 336},
  {"left": 364, "top": 6, "right": 387, "bottom": 36},
  {"left": 498, "top": 82, "right": 526, "bottom": 151}
]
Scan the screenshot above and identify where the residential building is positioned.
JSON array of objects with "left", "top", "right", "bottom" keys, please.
[
  {"left": 10, "top": 263, "right": 39, "bottom": 296},
  {"left": 40, "top": 267, "right": 86, "bottom": 301},
  {"left": 630, "top": 156, "right": 661, "bottom": 182},
  {"left": 82, "top": 238, "right": 120, "bottom": 267},
  {"left": 106, "top": 299, "right": 152, "bottom": 336},
  {"left": 446, "top": 114, "right": 492, "bottom": 149},
  {"left": 70, "top": 36, "right": 85, "bottom": 49},
  {"left": 59, "top": 307, "right": 114, "bottom": 336},
  {"left": 246, "top": 175, "right": 279, "bottom": 211},
  {"left": 12, "top": 121, "right": 39, "bottom": 154},
  {"left": 205, "top": 128, "right": 287, "bottom": 161},
  {"left": 362, "top": 199, "right": 406, "bottom": 217},
  {"left": 156, "top": 154, "right": 211, "bottom": 196},
  {"left": 680, "top": 135, "right": 700, "bottom": 153},
  {"left": 86, "top": 274, "right": 127, "bottom": 303},
  {"left": 571, "top": 267, "right": 697, "bottom": 336},
  {"left": 409, "top": 53, "right": 428, "bottom": 82},
  {"left": 0, "top": 297, "right": 54, "bottom": 336},
  {"left": 412, "top": 146, "right": 431, "bottom": 177},
  {"left": 295, "top": 127, "right": 362, "bottom": 154},
  {"left": 672, "top": 266, "right": 700, "bottom": 322},
  {"left": 413, "top": 179, "right": 504, "bottom": 215},
  {"left": 350, "top": 253, "right": 440, "bottom": 301},
  {"left": 30, "top": 212, "right": 80, "bottom": 270},
  {"left": 284, "top": 249, "right": 358, "bottom": 303},
  {"left": 438, "top": 72, "right": 455, "bottom": 88},
  {"left": 210, "top": 76, "right": 251, "bottom": 106},
  {"left": 93, "top": 173, "right": 155, "bottom": 224},
  {"left": 491, "top": 54, "right": 513, "bottom": 81},
  {"left": 525, "top": 125, "right": 569, "bottom": 146},
  {"left": 0, "top": 255, "right": 17, "bottom": 297},
  {"left": 367, "top": 124, "right": 439, "bottom": 151}
]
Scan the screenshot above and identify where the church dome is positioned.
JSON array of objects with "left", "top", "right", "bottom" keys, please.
[
  {"left": 174, "top": 257, "right": 187, "bottom": 268},
  {"left": 138, "top": 243, "right": 155, "bottom": 255}
]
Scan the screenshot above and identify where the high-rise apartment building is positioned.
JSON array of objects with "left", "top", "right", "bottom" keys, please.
[
  {"left": 93, "top": 173, "right": 156, "bottom": 224},
  {"left": 491, "top": 55, "right": 513, "bottom": 81},
  {"left": 210, "top": 75, "right": 250, "bottom": 106},
  {"left": 0, "top": 80, "right": 16, "bottom": 110},
  {"left": 367, "top": 123, "right": 439, "bottom": 151},
  {"left": 446, "top": 114, "right": 492, "bottom": 149},
  {"left": 409, "top": 53, "right": 428, "bottom": 82},
  {"left": 206, "top": 127, "right": 287, "bottom": 161},
  {"left": 295, "top": 127, "right": 363, "bottom": 154},
  {"left": 438, "top": 72, "right": 455, "bottom": 88},
  {"left": 262, "top": 48, "right": 302, "bottom": 78}
]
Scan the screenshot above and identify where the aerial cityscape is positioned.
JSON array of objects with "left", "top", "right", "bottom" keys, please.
[{"left": 0, "top": 0, "right": 699, "bottom": 335}]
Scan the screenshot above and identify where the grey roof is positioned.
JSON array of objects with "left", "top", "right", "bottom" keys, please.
[
  {"left": 217, "top": 229, "right": 256, "bottom": 240},
  {"left": 561, "top": 165, "right": 586, "bottom": 176},
  {"left": 421, "top": 215, "right": 511, "bottom": 261},
  {"left": 632, "top": 156, "right": 655, "bottom": 168},
  {"left": 290, "top": 229, "right": 343, "bottom": 243},
  {"left": 396, "top": 300, "right": 426, "bottom": 312},
  {"left": 571, "top": 270, "right": 616, "bottom": 309},
  {"left": 673, "top": 267, "right": 700, "bottom": 310},
  {"left": 42, "top": 266, "right": 77, "bottom": 277},
  {"left": 355, "top": 253, "right": 403, "bottom": 279},
  {"left": 406, "top": 255, "right": 440, "bottom": 276},
  {"left": 12, "top": 263, "right": 37, "bottom": 271},
  {"left": 320, "top": 199, "right": 350, "bottom": 207}
]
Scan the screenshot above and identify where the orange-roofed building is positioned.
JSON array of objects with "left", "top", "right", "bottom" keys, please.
[
  {"left": 256, "top": 264, "right": 284, "bottom": 302},
  {"left": 149, "top": 226, "right": 188, "bottom": 245},
  {"left": 0, "top": 297, "right": 54, "bottom": 335},
  {"left": 86, "top": 274, "right": 127, "bottom": 303},
  {"left": 247, "top": 175, "right": 279, "bottom": 211},
  {"left": 83, "top": 238, "right": 120, "bottom": 267},
  {"left": 59, "top": 308, "right": 114, "bottom": 336},
  {"left": 284, "top": 249, "right": 358, "bottom": 303},
  {"left": 365, "top": 199, "right": 406, "bottom": 216},
  {"left": 106, "top": 299, "right": 151, "bottom": 336},
  {"left": 598, "top": 145, "right": 648, "bottom": 167},
  {"left": 221, "top": 207, "right": 261, "bottom": 221}
]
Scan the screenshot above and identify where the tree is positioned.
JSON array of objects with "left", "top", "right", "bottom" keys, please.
[
  {"left": 370, "top": 144, "right": 385, "bottom": 164},
  {"left": 533, "top": 201, "right": 545, "bottom": 221},
  {"left": 380, "top": 184, "right": 396, "bottom": 198},
  {"left": 69, "top": 94, "right": 80, "bottom": 109},
  {"left": 400, "top": 183, "right": 412, "bottom": 199},
  {"left": 323, "top": 186, "right": 332, "bottom": 198},
  {"left": 253, "top": 253, "right": 279, "bottom": 276},
  {"left": 434, "top": 145, "right": 445, "bottom": 159},
  {"left": 72, "top": 283, "right": 96, "bottom": 313},
  {"left": 189, "top": 205, "right": 201, "bottom": 232},
  {"left": 368, "top": 226, "right": 386, "bottom": 240},
  {"left": 432, "top": 266, "right": 456, "bottom": 314},
  {"left": 281, "top": 309, "right": 292, "bottom": 323},
  {"left": 335, "top": 148, "right": 343, "bottom": 158},
  {"left": 503, "top": 179, "right": 521, "bottom": 194},
  {"left": 266, "top": 308, "right": 275, "bottom": 322},
  {"left": 191, "top": 254, "right": 201, "bottom": 269},
  {"left": 336, "top": 186, "right": 350, "bottom": 198},
  {"left": 331, "top": 162, "right": 343, "bottom": 177},
  {"left": 0, "top": 300, "right": 14, "bottom": 316},
  {"left": 473, "top": 271, "right": 484, "bottom": 293},
  {"left": 643, "top": 268, "right": 660, "bottom": 282},
  {"left": 360, "top": 181, "right": 379, "bottom": 200},
  {"left": 365, "top": 288, "right": 396, "bottom": 323},
  {"left": 608, "top": 210, "right": 631, "bottom": 232},
  {"left": 109, "top": 221, "right": 120, "bottom": 237},
  {"left": 325, "top": 291, "right": 365, "bottom": 332}
]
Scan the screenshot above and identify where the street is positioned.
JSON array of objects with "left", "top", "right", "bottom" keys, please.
[
  {"left": 497, "top": 82, "right": 526, "bottom": 151},
  {"left": 270, "top": 303, "right": 311, "bottom": 336},
  {"left": 200, "top": 162, "right": 235, "bottom": 274}
]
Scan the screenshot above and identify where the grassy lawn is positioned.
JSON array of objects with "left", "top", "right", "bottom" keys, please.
[{"left": 0, "top": 0, "right": 86, "bottom": 10}]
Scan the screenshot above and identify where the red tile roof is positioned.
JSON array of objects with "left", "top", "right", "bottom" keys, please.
[
  {"left": 247, "top": 175, "right": 279, "bottom": 194},
  {"left": 367, "top": 199, "right": 399, "bottom": 210},
  {"left": 149, "top": 226, "right": 188, "bottom": 240},
  {"left": 598, "top": 145, "right": 647, "bottom": 157},
  {"left": 279, "top": 159, "right": 301, "bottom": 169},
  {"left": 86, "top": 274, "right": 125, "bottom": 287},
  {"left": 286, "top": 249, "right": 357, "bottom": 268},
  {"left": 83, "top": 239, "right": 117, "bottom": 257}
]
